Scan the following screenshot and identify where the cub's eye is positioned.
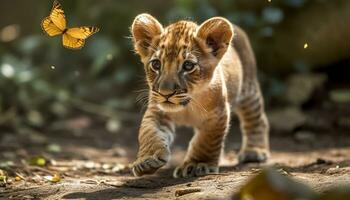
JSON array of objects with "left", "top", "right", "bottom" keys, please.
[
  {"left": 150, "top": 59, "right": 161, "bottom": 72},
  {"left": 182, "top": 60, "right": 196, "bottom": 72}
]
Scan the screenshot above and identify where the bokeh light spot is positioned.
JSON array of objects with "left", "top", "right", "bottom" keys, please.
[
  {"left": 1, "top": 63, "right": 15, "bottom": 78},
  {"left": 0, "top": 24, "right": 20, "bottom": 42}
]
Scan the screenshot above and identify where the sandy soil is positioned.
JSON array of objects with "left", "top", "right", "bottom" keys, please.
[{"left": 1, "top": 115, "right": 350, "bottom": 200}]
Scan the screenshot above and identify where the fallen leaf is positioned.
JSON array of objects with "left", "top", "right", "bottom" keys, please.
[
  {"left": 29, "top": 156, "right": 47, "bottom": 166},
  {"left": 15, "top": 176, "right": 22, "bottom": 181},
  {"left": 0, "top": 175, "right": 7, "bottom": 183},
  {"left": 233, "top": 168, "right": 316, "bottom": 200},
  {"left": 44, "top": 174, "right": 61, "bottom": 183},
  {"left": 0, "top": 169, "right": 7, "bottom": 187}
]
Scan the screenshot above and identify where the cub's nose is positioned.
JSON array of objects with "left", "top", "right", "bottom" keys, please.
[{"left": 158, "top": 81, "right": 178, "bottom": 97}]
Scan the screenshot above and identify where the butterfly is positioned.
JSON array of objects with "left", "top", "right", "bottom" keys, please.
[{"left": 41, "top": 0, "right": 99, "bottom": 49}]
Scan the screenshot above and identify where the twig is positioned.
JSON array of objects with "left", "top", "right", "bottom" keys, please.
[
  {"left": 27, "top": 166, "right": 55, "bottom": 175},
  {"left": 175, "top": 188, "right": 202, "bottom": 197},
  {"left": 99, "top": 180, "right": 123, "bottom": 188}
]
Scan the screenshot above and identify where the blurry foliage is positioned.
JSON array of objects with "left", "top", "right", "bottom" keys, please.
[
  {"left": 0, "top": 0, "right": 347, "bottom": 130},
  {"left": 233, "top": 168, "right": 316, "bottom": 200},
  {"left": 233, "top": 168, "right": 350, "bottom": 200}
]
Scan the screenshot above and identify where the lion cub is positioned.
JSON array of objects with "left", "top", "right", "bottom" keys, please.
[{"left": 131, "top": 14, "right": 269, "bottom": 178}]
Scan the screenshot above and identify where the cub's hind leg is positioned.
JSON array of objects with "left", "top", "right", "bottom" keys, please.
[
  {"left": 174, "top": 106, "right": 230, "bottom": 178},
  {"left": 236, "top": 85, "right": 270, "bottom": 163}
]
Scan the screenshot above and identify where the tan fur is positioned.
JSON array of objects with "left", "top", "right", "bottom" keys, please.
[{"left": 131, "top": 14, "right": 270, "bottom": 178}]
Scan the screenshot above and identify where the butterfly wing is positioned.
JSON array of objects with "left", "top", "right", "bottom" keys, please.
[
  {"left": 66, "top": 27, "right": 99, "bottom": 39},
  {"left": 44, "top": 1, "right": 98, "bottom": 49},
  {"left": 41, "top": 17, "right": 62, "bottom": 36},
  {"left": 62, "top": 33, "right": 85, "bottom": 49},
  {"left": 50, "top": 0, "right": 66, "bottom": 31}
]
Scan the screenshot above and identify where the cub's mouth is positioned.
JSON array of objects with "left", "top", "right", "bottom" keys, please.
[
  {"left": 162, "top": 98, "right": 190, "bottom": 105},
  {"left": 150, "top": 90, "right": 191, "bottom": 112},
  {"left": 157, "top": 98, "right": 191, "bottom": 112}
]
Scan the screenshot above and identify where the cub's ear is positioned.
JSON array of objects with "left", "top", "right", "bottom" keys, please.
[
  {"left": 196, "top": 17, "right": 233, "bottom": 59},
  {"left": 131, "top": 13, "right": 163, "bottom": 57}
]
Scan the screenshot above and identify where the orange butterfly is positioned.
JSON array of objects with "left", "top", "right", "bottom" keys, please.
[{"left": 41, "top": 0, "right": 99, "bottom": 49}]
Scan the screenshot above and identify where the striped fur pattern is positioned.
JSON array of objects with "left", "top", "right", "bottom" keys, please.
[{"left": 131, "top": 14, "right": 269, "bottom": 178}]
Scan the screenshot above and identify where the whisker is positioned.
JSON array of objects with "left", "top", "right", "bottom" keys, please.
[
  {"left": 133, "top": 89, "right": 149, "bottom": 95},
  {"left": 135, "top": 89, "right": 149, "bottom": 99},
  {"left": 136, "top": 94, "right": 148, "bottom": 103}
]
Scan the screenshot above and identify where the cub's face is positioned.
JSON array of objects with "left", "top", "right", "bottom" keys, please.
[{"left": 131, "top": 14, "right": 233, "bottom": 112}]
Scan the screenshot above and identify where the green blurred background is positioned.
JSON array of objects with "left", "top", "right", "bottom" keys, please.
[{"left": 0, "top": 0, "right": 349, "bottom": 132}]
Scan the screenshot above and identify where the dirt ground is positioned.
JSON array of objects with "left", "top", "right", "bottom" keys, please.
[{"left": 1, "top": 111, "right": 350, "bottom": 200}]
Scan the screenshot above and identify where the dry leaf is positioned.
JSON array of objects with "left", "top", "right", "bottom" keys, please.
[
  {"left": 44, "top": 174, "right": 61, "bottom": 183},
  {"left": 233, "top": 168, "right": 316, "bottom": 200},
  {"left": 29, "top": 156, "right": 46, "bottom": 166},
  {"left": 15, "top": 176, "right": 22, "bottom": 181},
  {"left": 0, "top": 169, "right": 7, "bottom": 187}
]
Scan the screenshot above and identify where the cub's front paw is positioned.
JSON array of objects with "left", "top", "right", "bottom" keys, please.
[
  {"left": 238, "top": 147, "right": 270, "bottom": 164},
  {"left": 132, "top": 149, "right": 170, "bottom": 177},
  {"left": 173, "top": 162, "right": 218, "bottom": 178}
]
